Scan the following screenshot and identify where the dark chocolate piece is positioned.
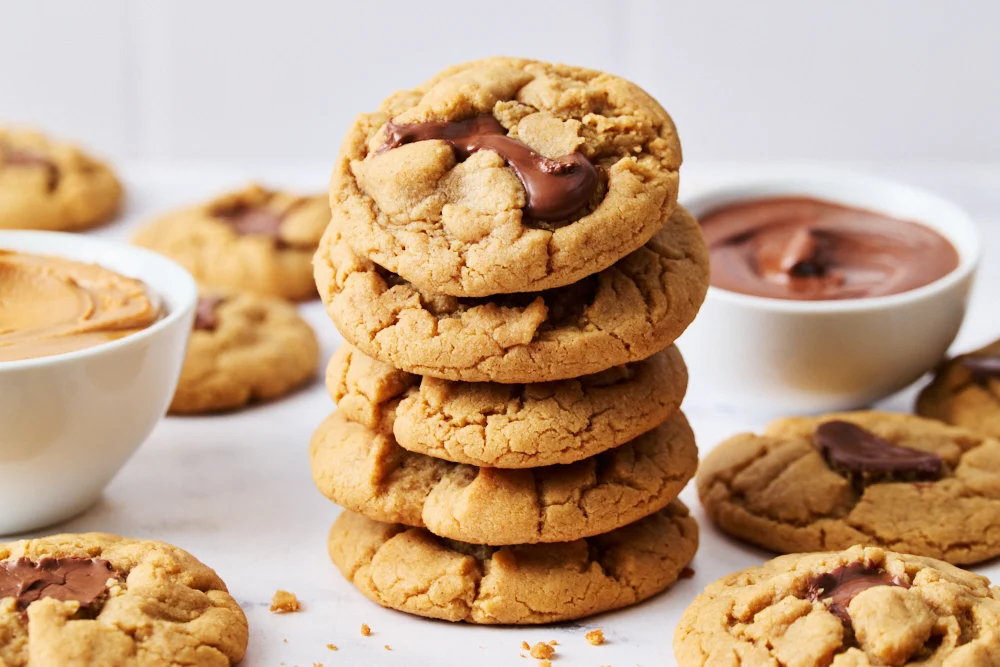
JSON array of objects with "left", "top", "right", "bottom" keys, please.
[
  {"left": 0, "top": 557, "right": 115, "bottom": 610},
  {"left": 378, "top": 114, "right": 598, "bottom": 222},
  {"left": 807, "top": 562, "right": 908, "bottom": 623},
  {"left": 216, "top": 205, "right": 284, "bottom": 238},
  {"left": 2, "top": 147, "right": 59, "bottom": 191},
  {"left": 193, "top": 296, "right": 226, "bottom": 331},
  {"left": 961, "top": 355, "right": 1000, "bottom": 382},
  {"left": 813, "top": 421, "right": 944, "bottom": 484}
]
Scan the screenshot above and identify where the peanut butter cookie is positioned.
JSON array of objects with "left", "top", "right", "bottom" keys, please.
[
  {"left": 698, "top": 411, "right": 1000, "bottom": 565},
  {"left": 0, "top": 532, "right": 247, "bottom": 666},
  {"left": 675, "top": 545, "right": 1000, "bottom": 667},
  {"left": 330, "top": 56, "right": 682, "bottom": 297},
  {"left": 310, "top": 409, "right": 697, "bottom": 545},
  {"left": 329, "top": 501, "right": 698, "bottom": 624},
  {"left": 134, "top": 184, "right": 329, "bottom": 301},
  {"left": 169, "top": 292, "right": 319, "bottom": 414},
  {"left": 917, "top": 337, "right": 1000, "bottom": 439},
  {"left": 315, "top": 205, "right": 708, "bottom": 383},
  {"left": 0, "top": 128, "right": 122, "bottom": 231},
  {"left": 327, "top": 342, "right": 687, "bottom": 468}
]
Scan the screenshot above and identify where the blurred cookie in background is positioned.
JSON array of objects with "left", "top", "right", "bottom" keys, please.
[
  {"left": 918, "top": 336, "right": 1000, "bottom": 438},
  {"left": 170, "top": 291, "right": 319, "bottom": 415},
  {"left": 0, "top": 128, "right": 123, "bottom": 231},
  {"left": 134, "top": 184, "right": 329, "bottom": 300}
]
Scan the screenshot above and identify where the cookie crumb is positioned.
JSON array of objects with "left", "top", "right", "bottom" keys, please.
[
  {"left": 521, "top": 641, "right": 531, "bottom": 650},
  {"left": 549, "top": 639, "right": 558, "bottom": 646},
  {"left": 360, "top": 623, "right": 371, "bottom": 636},
  {"left": 539, "top": 660, "right": 552, "bottom": 667},
  {"left": 384, "top": 645, "right": 391, "bottom": 651},
  {"left": 270, "top": 590, "right": 301, "bottom": 613},
  {"left": 313, "top": 663, "right": 323, "bottom": 667},
  {"left": 680, "top": 566, "right": 695, "bottom": 579},
  {"left": 586, "top": 629, "right": 605, "bottom": 645},
  {"left": 326, "top": 644, "right": 338, "bottom": 651},
  {"left": 282, "top": 638, "right": 288, "bottom": 643},
  {"left": 530, "top": 642, "right": 555, "bottom": 660}
]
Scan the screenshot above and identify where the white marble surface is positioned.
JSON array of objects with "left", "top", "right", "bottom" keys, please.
[{"left": 10, "top": 163, "right": 1000, "bottom": 666}]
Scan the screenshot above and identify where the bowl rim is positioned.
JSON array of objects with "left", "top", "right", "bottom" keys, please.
[
  {"left": 0, "top": 230, "right": 198, "bottom": 370},
  {"left": 682, "top": 168, "right": 982, "bottom": 313}
]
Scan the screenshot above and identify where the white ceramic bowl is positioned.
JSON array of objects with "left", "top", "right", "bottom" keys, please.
[
  {"left": 0, "top": 231, "right": 197, "bottom": 534},
  {"left": 677, "top": 170, "right": 980, "bottom": 413}
]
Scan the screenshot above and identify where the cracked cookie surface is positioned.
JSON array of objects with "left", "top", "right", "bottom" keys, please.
[
  {"left": 310, "top": 408, "right": 697, "bottom": 545},
  {"left": 0, "top": 532, "right": 247, "bottom": 666},
  {"left": 330, "top": 56, "right": 681, "bottom": 298},
  {"left": 675, "top": 545, "right": 1000, "bottom": 667},
  {"left": 134, "top": 184, "right": 329, "bottom": 300},
  {"left": 698, "top": 411, "right": 1000, "bottom": 565},
  {"left": 169, "top": 291, "right": 318, "bottom": 414},
  {"left": 917, "top": 337, "right": 1000, "bottom": 439},
  {"left": 0, "top": 128, "right": 122, "bottom": 231},
  {"left": 327, "top": 342, "right": 687, "bottom": 468},
  {"left": 329, "top": 501, "right": 697, "bottom": 624},
  {"left": 315, "top": 204, "right": 708, "bottom": 383}
]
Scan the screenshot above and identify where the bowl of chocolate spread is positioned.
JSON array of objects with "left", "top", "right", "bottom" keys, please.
[{"left": 677, "top": 170, "right": 980, "bottom": 412}]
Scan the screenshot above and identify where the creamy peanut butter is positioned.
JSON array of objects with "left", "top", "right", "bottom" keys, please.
[{"left": 0, "top": 250, "right": 161, "bottom": 362}]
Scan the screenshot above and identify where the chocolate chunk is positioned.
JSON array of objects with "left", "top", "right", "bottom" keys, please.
[
  {"left": 216, "top": 205, "right": 284, "bottom": 238},
  {"left": 807, "top": 563, "right": 908, "bottom": 623},
  {"left": 193, "top": 296, "right": 226, "bottom": 331},
  {"left": 378, "top": 115, "right": 598, "bottom": 222},
  {"left": 961, "top": 355, "right": 1000, "bottom": 382},
  {"left": 0, "top": 557, "right": 115, "bottom": 611},
  {"left": 2, "top": 147, "right": 59, "bottom": 191},
  {"left": 813, "top": 421, "right": 944, "bottom": 484}
]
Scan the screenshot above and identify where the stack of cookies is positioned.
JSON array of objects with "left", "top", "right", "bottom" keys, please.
[{"left": 309, "top": 57, "right": 710, "bottom": 624}]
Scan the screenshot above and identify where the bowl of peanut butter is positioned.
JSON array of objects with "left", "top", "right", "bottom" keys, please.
[
  {"left": 678, "top": 169, "right": 980, "bottom": 413},
  {"left": 0, "top": 231, "right": 197, "bottom": 533}
]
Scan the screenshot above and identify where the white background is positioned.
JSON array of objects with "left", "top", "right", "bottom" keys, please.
[{"left": 1, "top": 0, "right": 999, "bottom": 164}]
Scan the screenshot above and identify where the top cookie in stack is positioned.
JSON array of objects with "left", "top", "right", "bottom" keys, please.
[
  {"left": 312, "top": 57, "right": 710, "bottom": 624},
  {"left": 316, "top": 57, "right": 708, "bottom": 382}
]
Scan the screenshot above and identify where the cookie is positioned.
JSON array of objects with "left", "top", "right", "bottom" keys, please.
[
  {"left": 675, "top": 545, "right": 1000, "bottom": 667},
  {"left": 134, "top": 184, "right": 329, "bottom": 301},
  {"left": 917, "top": 337, "right": 1000, "bottom": 439},
  {"left": 0, "top": 532, "right": 247, "bottom": 666},
  {"left": 0, "top": 128, "right": 122, "bottom": 231},
  {"left": 316, "top": 204, "right": 708, "bottom": 383},
  {"left": 329, "top": 56, "right": 682, "bottom": 298},
  {"left": 697, "top": 410, "right": 1000, "bottom": 565},
  {"left": 327, "top": 342, "right": 688, "bottom": 468},
  {"left": 310, "top": 408, "right": 697, "bottom": 545},
  {"left": 328, "top": 501, "right": 697, "bottom": 624},
  {"left": 169, "top": 292, "right": 319, "bottom": 414}
]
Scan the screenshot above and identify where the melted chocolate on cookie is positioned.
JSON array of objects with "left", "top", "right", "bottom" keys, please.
[
  {"left": 216, "top": 204, "right": 284, "bottom": 238},
  {"left": 378, "top": 114, "right": 598, "bottom": 222},
  {"left": 813, "top": 421, "right": 944, "bottom": 485},
  {"left": 807, "top": 562, "right": 908, "bottom": 623},
  {"left": 961, "top": 355, "right": 1000, "bottom": 383},
  {"left": 193, "top": 296, "right": 226, "bottom": 331},
  {"left": 2, "top": 147, "right": 59, "bottom": 191},
  {"left": 0, "top": 557, "right": 115, "bottom": 611}
]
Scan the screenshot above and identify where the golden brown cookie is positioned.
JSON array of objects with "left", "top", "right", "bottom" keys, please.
[
  {"left": 327, "top": 342, "right": 688, "bottom": 468},
  {"left": 316, "top": 204, "right": 708, "bottom": 383},
  {"left": 917, "top": 337, "right": 1000, "bottom": 439},
  {"left": 329, "top": 501, "right": 698, "bottom": 624},
  {"left": 0, "top": 532, "right": 247, "bottom": 666},
  {"left": 169, "top": 292, "right": 319, "bottom": 414},
  {"left": 310, "top": 408, "right": 697, "bottom": 545},
  {"left": 134, "top": 184, "right": 329, "bottom": 301},
  {"left": 698, "top": 411, "right": 1000, "bottom": 565},
  {"left": 0, "top": 128, "right": 122, "bottom": 231},
  {"left": 675, "top": 545, "right": 1000, "bottom": 667},
  {"left": 330, "top": 56, "right": 682, "bottom": 298}
]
